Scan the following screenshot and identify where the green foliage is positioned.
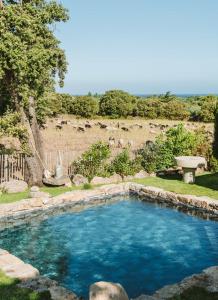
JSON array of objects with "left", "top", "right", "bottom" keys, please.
[
  {"left": 0, "top": 112, "right": 25, "bottom": 139},
  {"left": 69, "top": 96, "right": 99, "bottom": 117},
  {"left": 99, "top": 90, "right": 137, "bottom": 118},
  {"left": 213, "top": 109, "right": 218, "bottom": 159},
  {"left": 0, "top": 112, "right": 29, "bottom": 153},
  {"left": 108, "top": 149, "right": 141, "bottom": 178},
  {"left": 83, "top": 183, "right": 92, "bottom": 190},
  {"left": 135, "top": 98, "right": 163, "bottom": 118},
  {"left": 0, "top": 270, "right": 51, "bottom": 300},
  {"left": 71, "top": 142, "right": 111, "bottom": 181},
  {"left": 0, "top": 0, "right": 69, "bottom": 118},
  {"left": 208, "top": 156, "right": 218, "bottom": 173},
  {"left": 198, "top": 95, "right": 218, "bottom": 122},
  {"left": 139, "top": 124, "right": 209, "bottom": 173},
  {"left": 162, "top": 100, "right": 190, "bottom": 120}
]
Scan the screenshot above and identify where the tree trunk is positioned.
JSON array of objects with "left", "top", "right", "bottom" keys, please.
[{"left": 18, "top": 98, "right": 45, "bottom": 186}]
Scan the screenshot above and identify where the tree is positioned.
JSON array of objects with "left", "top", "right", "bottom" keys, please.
[
  {"left": 213, "top": 110, "right": 218, "bottom": 159},
  {"left": 198, "top": 95, "right": 218, "bottom": 122},
  {"left": 0, "top": 0, "right": 69, "bottom": 185},
  {"left": 99, "top": 90, "right": 137, "bottom": 117},
  {"left": 70, "top": 96, "right": 99, "bottom": 117}
]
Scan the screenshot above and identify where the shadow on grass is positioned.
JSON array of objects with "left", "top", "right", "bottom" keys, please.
[
  {"left": 195, "top": 173, "right": 218, "bottom": 191},
  {"left": 0, "top": 272, "right": 51, "bottom": 300},
  {"left": 158, "top": 172, "right": 218, "bottom": 191}
]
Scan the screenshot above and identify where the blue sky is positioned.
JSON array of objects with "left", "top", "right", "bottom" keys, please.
[{"left": 56, "top": 0, "right": 218, "bottom": 95}]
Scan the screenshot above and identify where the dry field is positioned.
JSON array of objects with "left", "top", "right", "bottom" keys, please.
[{"left": 41, "top": 116, "right": 213, "bottom": 173}]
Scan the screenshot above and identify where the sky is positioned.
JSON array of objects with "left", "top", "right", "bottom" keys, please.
[{"left": 55, "top": 0, "right": 218, "bottom": 95}]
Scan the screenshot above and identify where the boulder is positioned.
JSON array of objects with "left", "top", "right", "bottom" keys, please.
[
  {"left": 29, "top": 186, "right": 51, "bottom": 199},
  {"left": 91, "top": 174, "right": 122, "bottom": 185},
  {"left": 72, "top": 174, "right": 88, "bottom": 186},
  {"left": 0, "top": 180, "right": 28, "bottom": 194},
  {"left": 30, "top": 186, "right": 40, "bottom": 193},
  {"left": 29, "top": 190, "right": 51, "bottom": 199},
  {"left": 43, "top": 176, "right": 72, "bottom": 187},
  {"left": 90, "top": 281, "right": 129, "bottom": 300},
  {"left": 18, "top": 276, "right": 79, "bottom": 300},
  {"left": 134, "top": 170, "right": 149, "bottom": 179},
  {"left": 110, "top": 174, "right": 123, "bottom": 183}
]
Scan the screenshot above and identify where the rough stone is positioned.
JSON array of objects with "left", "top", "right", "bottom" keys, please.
[
  {"left": 0, "top": 249, "right": 39, "bottom": 280},
  {"left": 30, "top": 186, "right": 40, "bottom": 193},
  {"left": 134, "top": 170, "right": 149, "bottom": 179},
  {"left": 29, "top": 191, "right": 51, "bottom": 199},
  {"left": 0, "top": 180, "right": 28, "bottom": 194},
  {"left": 90, "top": 281, "right": 129, "bottom": 300},
  {"left": 72, "top": 174, "right": 88, "bottom": 186},
  {"left": 91, "top": 174, "right": 122, "bottom": 185},
  {"left": 19, "top": 276, "right": 79, "bottom": 300},
  {"left": 43, "top": 176, "right": 72, "bottom": 187}
]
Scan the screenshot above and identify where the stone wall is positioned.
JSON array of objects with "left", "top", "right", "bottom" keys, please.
[
  {"left": 0, "top": 182, "right": 218, "bottom": 230},
  {"left": 0, "top": 182, "right": 218, "bottom": 299}
]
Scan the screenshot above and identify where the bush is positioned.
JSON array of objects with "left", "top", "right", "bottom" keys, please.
[
  {"left": 108, "top": 149, "right": 141, "bottom": 178},
  {"left": 99, "top": 90, "right": 137, "bottom": 117},
  {"left": 162, "top": 100, "right": 190, "bottom": 120},
  {"left": 213, "top": 109, "right": 218, "bottom": 159},
  {"left": 135, "top": 98, "right": 163, "bottom": 118},
  {"left": 139, "top": 124, "right": 209, "bottom": 173},
  {"left": 83, "top": 183, "right": 92, "bottom": 190},
  {"left": 198, "top": 95, "right": 218, "bottom": 122},
  {"left": 71, "top": 142, "right": 111, "bottom": 181},
  {"left": 69, "top": 96, "right": 99, "bottom": 117}
]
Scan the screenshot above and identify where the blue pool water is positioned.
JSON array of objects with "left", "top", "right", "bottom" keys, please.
[{"left": 0, "top": 197, "right": 218, "bottom": 298}]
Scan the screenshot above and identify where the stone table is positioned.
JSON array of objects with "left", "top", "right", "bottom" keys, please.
[{"left": 175, "top": 156, "right": 206, "bottom": 184}]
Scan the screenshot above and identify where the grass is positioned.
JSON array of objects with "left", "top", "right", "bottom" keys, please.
[
  {"left": 1, "top": 172, "right": 218, "bottom": 205},
  {"left": 0, "top": 185, "right": 80, "bottom": 204},
  {"left": 134, "top": 172, "right": 218, "bottom": 200},
  {"left": 0, "top": 271, "right": 51, "bottom": 300}
]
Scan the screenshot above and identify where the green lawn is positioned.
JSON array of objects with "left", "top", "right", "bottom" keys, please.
[
  {"left": 0, "top": 185, "right": 80, "bottom": 204},
  {"left": 134, "top": 172, "right": 218, "bottom": 199},
  {"left": 0, "top": 271, "right": 51, "bottom": 300},
  {"left": 1, "top": 172, "right": 218, "bottom": 205}
]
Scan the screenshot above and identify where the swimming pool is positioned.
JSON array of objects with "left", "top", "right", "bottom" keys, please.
[{"left": 0, "top": 196, "right": 217, "bottom": 298}]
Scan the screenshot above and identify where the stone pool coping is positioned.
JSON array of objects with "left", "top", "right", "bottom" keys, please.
[
  {"left": 0, "top": 182, "right": 218, "bottom": 299},
  {"left": 0, "top": 182, "right": 218, "bottom": 229}
]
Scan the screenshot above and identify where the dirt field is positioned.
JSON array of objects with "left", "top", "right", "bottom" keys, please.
[{"left": 41, "top": 116, "right": 213, "bottom": 173}]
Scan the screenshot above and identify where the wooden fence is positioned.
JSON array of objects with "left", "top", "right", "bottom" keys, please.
[
  {"left": 0, "top": 153, "right": 27, "bottom": 183},
  {"left": 0, "top": 151, "right": 76, "bottom": 183}
]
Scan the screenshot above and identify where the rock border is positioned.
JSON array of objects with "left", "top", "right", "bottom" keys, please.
[
  {"left": 0, "top": 182, "right": 218, "bottom": 230},
  {"left": 0, "top": 182, "right": 218, "bottom": 299}
]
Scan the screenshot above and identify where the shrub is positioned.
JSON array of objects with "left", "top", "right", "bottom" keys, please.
[
  {"left": 139, "top": 124, "right": 209, "bottom": 173},
  {"left": 162, "top": 100, "right": 190, "bottom": 120},
  {"left": 135, "top": 98, "right": 164, "bottom": 118},
  {"left": 83, "top": 183, "right": 92, "bottom": 190},
  {"left": 71, "top": 142, "right": 111, "bottom": 181},
  {"left": 198, "top": 95, "right": 218, "bottom": 122},
  {"left": 108, "top": 149, "right": 141, "bottom": 178},
  {"left": 208, "top": 156, "right": 218, "bottom": 173},
  {"left": 99, "top": 90, "right": 137, "bottom": 117},
  {"left": 213, "top": 109, "right": 218, "bottom": 159},
  {"left": 69, "top": 96, "right": 99, "bottom": 117}
]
